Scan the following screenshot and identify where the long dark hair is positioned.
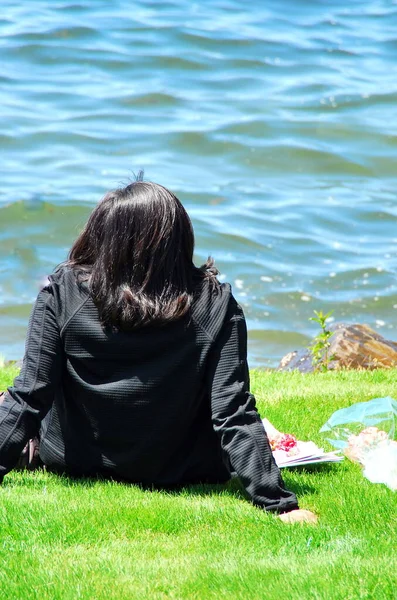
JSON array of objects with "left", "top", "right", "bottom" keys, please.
[{"left": 67, "top": 176, "right": 219, "bottom": 330}]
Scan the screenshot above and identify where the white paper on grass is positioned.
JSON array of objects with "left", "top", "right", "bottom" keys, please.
[{"left": 262, "top": 419, "right": 344, "bottom": 468}]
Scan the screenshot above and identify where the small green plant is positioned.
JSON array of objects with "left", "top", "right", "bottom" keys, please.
[{"left": 309, "top": 310, "right": 336, "bottom": 371}]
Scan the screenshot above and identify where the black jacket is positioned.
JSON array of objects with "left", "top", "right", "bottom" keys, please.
[{"left": 0, "top": 267, "right": 298, "bottom": 513}]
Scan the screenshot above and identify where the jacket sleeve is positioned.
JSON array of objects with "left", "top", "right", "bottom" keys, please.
[
  {"left": 206, "top": 296, "right": 299, "bottom": 513},
  {"left": 0, "top": 285, "right": 62, "bottom": 481}
]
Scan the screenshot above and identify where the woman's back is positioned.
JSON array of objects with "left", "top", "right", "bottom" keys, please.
[{"left": 32, "top": 266, "right": 232, "bottom": 484}]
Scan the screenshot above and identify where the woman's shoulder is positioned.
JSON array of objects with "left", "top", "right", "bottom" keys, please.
[
  {"left": 48, "top": 264, "right": 88, "bottom": 291},
  {"left": 193, "top": 273, "right": 231, "bottom": 302},
  {"left": 191, "top": 276, "right": 241, "bottom": 339},
  {"left": 40, "top": 264, "right": 90, "bottom": 318},
  {"left": 47, "top": 263, "right": 71, "bottom": 284}
]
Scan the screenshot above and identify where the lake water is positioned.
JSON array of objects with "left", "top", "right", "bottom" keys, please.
[{"left": 1, "top": 0, "right": 397, "bottom": 366}]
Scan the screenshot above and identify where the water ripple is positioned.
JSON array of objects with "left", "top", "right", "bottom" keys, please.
[{"left": 1, "top": 0, "right": 397, "bottom": 365}]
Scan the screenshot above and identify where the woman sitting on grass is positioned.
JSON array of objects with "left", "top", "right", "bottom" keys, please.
[{"left": 0, "top": 175, "right": 316, "bottom": 524}]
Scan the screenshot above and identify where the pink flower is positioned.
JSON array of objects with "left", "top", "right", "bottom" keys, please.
[{"left": 269, "top": 432, "right": 298, "bottom": 454}]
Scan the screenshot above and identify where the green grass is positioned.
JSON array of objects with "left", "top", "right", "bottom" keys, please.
[{"left": 1, "top": 365, "right": 396, "bottom": 599}]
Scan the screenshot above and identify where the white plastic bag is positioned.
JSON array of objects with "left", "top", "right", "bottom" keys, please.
[
  {"left": 362, "top": 441, "right": 397, "bottom": 491},
  {"left": 320, "top": 397, "right": 397, "bottom": 490}
]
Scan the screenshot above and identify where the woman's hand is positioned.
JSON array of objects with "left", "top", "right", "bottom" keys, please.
[{"left": 277, "top": 509, "right": 318, "bottom": 524}]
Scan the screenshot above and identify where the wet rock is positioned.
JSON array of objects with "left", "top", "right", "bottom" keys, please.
[
  {"left": 278, "top": 323, "right": 397, "bottom": 372},
  {"left": 278, "top": 349, "right": 315, "bottom": 373}
]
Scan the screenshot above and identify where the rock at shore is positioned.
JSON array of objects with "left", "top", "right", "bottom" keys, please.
[{"left": 279, "top": 323, "right": 397, "bottom": 372}]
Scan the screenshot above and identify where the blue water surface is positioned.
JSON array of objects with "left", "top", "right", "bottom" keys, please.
[{"left": 1, "top": 0, "right": 397, "bottom": 365}]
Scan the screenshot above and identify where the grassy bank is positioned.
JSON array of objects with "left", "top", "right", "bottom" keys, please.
[{"left": 0, "top": 366, "right": 396, "bottom": 599}]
